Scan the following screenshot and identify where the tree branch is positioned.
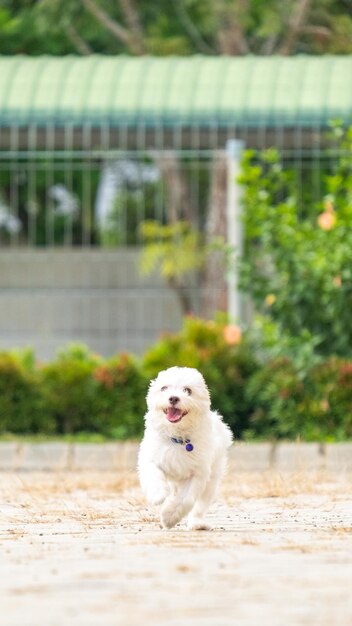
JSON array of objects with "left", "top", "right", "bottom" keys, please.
[
  {"left": 64, "top": 23, "right": 92, "bottom": 55},
  {"left": 118, "top": 0, "right": 146, "bottom": 54},
  {"left": 278, "top": 0, "right": 312, "bottom": 55},
  {"left": 217, "top": 23, "right": 249, "bottom": 55},
  {"left": 80, "top": 0, "right": 131, "bottom": 46},
  {"left": 302, "top": 25, "right": 331, "bottom": 39},
  {"left": 215, "top": 0, "right": 250, "bottom": 55},
  {"left": 154, "top": 151, "right": 194, "bottom": 225},
  {"left": 172, "top": 0, "right": 215, "bottom": 54},
  {"left": 260, "top": 35, "right": 279, "bottom": 55},
  {"left": 202, "top": 152, "right": 228, "bottom": 317}
]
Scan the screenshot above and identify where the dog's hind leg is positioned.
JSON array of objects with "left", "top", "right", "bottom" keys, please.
[
  {"left": 186, "top": 487, "right": 216, "bottom": 530},
  {"left": 161, "top": 476, "right": 207, "bottom": 529},
  {"left": 187, "top": 458, "right": 226, "bottom": 530}
]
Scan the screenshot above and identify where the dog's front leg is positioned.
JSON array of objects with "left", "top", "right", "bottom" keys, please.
[
  {"left": 139, "top": 462, "right": 169, "bottom": 506},
  {"left": 161, "top": 476, "right": 205, "bottom": 529}
]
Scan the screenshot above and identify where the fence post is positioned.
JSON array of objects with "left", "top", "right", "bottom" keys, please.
[{"left": 226, "top": 139, "right": 245, "bottom": 323}]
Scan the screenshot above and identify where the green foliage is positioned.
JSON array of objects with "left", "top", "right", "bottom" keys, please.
[
  {"left": 245, "top": 355, "right": 352, "bottom": 441},
  {"left": 0, "top": 330, "right": 351, "bottom": 440},
  {"left": 245, "top": 357, "right": 305, "bottom": 440},
  {"left": 302, "top": 358, "right": 352, "bottom": 440},
  {"left": 2, "top": 0, "right": 352, "bottom": 56},
  {"left": 143, "top": 317, "right": 352, "bottom": 441},
  {"left": 7, "top": 346, "right": 37, "bottom": 372},
  {"left": 139, "top": 220, "right": 207, "bottom": 279},
  {"left": 39, "top": 345, "right": 147, "bottom": 438},
  {"left": 142, "top": 316, "right": 259, "bottom": 438},
  {"left": 92, "top": 353, "right": 148, "bottom": 438},
  {"left": 40, "top": 344, "right": 102, "bottom": 434},
  {"left": 248, "top": 316, "right": 323, "bottom": 376},
  {"left": 0, "top": 351, "right": 51, "bottom": 434},
  {"left": 238, "top": 125, "right": 352, "bottom": 358},
  {"left": 139, "top": 219, "right": 227, "bottom": 316}
]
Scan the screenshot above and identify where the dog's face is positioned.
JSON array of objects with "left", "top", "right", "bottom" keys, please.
[{"left": 146, "top": 366, "right": 210, "bottom": 429}]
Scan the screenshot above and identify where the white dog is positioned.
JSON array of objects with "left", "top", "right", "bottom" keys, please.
[{"left": 138, "top": 366, "right": 233, "bottom": 530}]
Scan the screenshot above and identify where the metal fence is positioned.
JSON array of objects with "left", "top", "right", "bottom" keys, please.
[
  {"left": 1, "top": 133, "right": 340, "bottom": 255},
  {"left": 0, "top": 120, "right": 347, "bottom": 358},
  {"left": 0, "top": 148, "right": 211, "bottom": 248}
]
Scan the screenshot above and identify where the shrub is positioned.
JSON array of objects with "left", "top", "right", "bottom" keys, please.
[
  {"left": 238, "top": 125, "right": 352, "bottom": 358},
  {"left": 40, "top": 344, "right": 101, "bottom": 434},
  {"left": 0, "top": 335, "right": 350, "bottom": 441},
  {"left": 302, "top": 357, "right": 352, "bottom": 440},
  {"left": 92, "top": 353, "right": 148, "bottom": 439},
  {"left": 142, "top": 316, "right": 259, "bottom": 438},
  {"left": 0, "top": 351, "right": 52, "bottom": 434},
  {"left": 40, "top": 345, "right": 148, "bottom": 438},
  {"left": 245, "top": 357, "right": 305, "bottom": 440},
  {"left": 245, "top": 355, "right": 352, "bottom": 441}
]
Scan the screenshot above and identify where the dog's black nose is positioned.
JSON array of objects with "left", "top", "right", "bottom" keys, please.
[{"left": 169, "top": 396, "right": 179, "bottom": 405}]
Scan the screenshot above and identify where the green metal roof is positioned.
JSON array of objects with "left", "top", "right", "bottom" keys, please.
[{"left": 0, "top": 55, "right": 351, "bottom": 127}]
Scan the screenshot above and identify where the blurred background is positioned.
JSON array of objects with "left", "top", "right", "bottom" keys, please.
[
  {"left": 0, "top": 1, "right": 351, "bottom": 441},
  {"left": 0, "top": 0, "right": 351, "bottom": 358}
]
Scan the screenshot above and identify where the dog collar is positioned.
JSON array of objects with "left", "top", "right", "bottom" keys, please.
[{"left": 170, "top": 437, "right": 194, "bottom": 452}]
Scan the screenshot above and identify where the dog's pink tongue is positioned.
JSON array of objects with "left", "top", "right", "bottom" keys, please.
[{"left": 166, "top": 407, "right": 182, "bottom": 422}]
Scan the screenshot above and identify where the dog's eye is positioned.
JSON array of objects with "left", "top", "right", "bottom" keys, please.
[
  {"left": 183, "top": 387, "right": 192, "bottom": 395},
  {"left": 161, "top": 386, "right": 168, "bottom": 392}
]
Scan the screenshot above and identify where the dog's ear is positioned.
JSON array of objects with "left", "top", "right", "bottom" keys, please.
[
  {"left": 198, "top": 377, "right": 211, "bottom": 404},
  {"left": 147, "top": 374, "right": 160, "bottom": 393}
]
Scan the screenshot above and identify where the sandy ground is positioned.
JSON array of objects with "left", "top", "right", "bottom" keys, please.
[{"left": 0, "top": 466, "right": 352, "bottom": 626}]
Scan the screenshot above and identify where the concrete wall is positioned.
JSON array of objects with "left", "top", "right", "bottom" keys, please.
[
  {"left": 0, "top": 249, "right": 185, "bottom": 359},
  {"left": 1, "top": 441, "right": 352, "bottom": 472}
]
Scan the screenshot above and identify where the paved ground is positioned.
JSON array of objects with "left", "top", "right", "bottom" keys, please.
[{"left": 1, "top": 466, "right": 352, "bottom": 626}]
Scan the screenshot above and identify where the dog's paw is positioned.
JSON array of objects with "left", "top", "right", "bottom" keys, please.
[
  {"left": 161, "top": 502, "right": 183, "bottom": 529},
  {"left": 161, "top": 510, "right": 180, "bottom": 529},
  {"left": 187, "top": 517, "right": 212, "bottom": 531}
]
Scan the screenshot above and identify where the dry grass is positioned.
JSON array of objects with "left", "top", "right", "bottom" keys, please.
[
  {"left": 0, "top": 471, "right": 138, "bottom": 501},
  {"left": 1, "top": 469, "right": 351, "bottom": 506},
  {"left": 222, "top": 469, "right": 352, "bottom": 500}
]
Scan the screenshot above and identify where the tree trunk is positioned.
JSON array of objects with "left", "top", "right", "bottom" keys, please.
[
  {"left": 168, "top": 276, "right": 193, "bottom": 316},
  {"left": 215, "top": 0, "right": 250, "bottom": 55},
  {"left": 201, "top": 151, "right": 228, "bottom": 318},
  {"left": 154, "top": 151, "right": 194, "bottom": 224},
  {"left": 65, "top": 24, "right": 92, "bottom": 55},
  {"left": 279, "top": 0, "right": 312, "bottom": 55},
  {"left": 119, "top": 0, "right": 146, "bottom": 55}
]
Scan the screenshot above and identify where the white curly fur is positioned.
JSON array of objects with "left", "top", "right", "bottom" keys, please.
[{"left": 137, "top": 366, "right": 233, "bottom": 530}]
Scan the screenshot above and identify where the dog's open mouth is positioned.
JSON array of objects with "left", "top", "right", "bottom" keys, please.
[{"left": 163, "top": 407, "right": 188, "bottom": 423}]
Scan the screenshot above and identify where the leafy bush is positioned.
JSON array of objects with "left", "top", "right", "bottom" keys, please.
[
  {"left": 302, "top": 357, "right": 352, "bottom": 441},
  {"left": 245, "top": 357, "right": 305, "bottom": 440},
  {"left": 238, "top": 125, "right": 352, "bottom": 358},
  {"left": 0, "top": 330, "right": 351, "bottom": 441},
  {"left": 92, "top": 353, "right": 148, "bottom": 438},
  {"left": 40, "top": 344, "right": 101, "bottom": 434},
  {"left": 139, "top": 220, "right": 212, "bottom": 315},
  {"left": 40, "top": 345, "right": 148, "bottom": 438},
  {"left": 142, "top": 316, "right": 259, "bottom": 438},
  {"left": 245, "top": 355, "right": 352, "bottom": 441},
  {"left": 0, "top": 352, "right": 52, "bottom": 434}
]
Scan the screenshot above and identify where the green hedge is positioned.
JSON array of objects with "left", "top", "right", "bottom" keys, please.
[
  {"left": 40, "top": 345, "right": 148, "bottom": 438},
  {"left": 0, "top": 318, "right": 351, "bottom": 441},
  {"left": 238, "top": 125, "right": 352, "bottom": 358}
]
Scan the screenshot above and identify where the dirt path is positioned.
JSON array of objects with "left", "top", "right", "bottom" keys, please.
[{"left": 1, "top": 468, "right": 351, "bottom": 626}]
